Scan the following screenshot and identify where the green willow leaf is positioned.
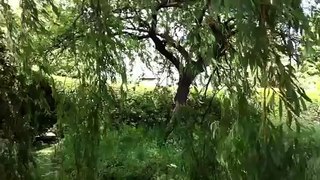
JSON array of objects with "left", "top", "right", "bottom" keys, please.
[{"left": 279, "top": 98, "right": 283, "bottom": 121}]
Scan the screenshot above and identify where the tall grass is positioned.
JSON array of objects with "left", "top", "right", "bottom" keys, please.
[{"left": 32, "top": 86, "right": 320, "bottom": 179}]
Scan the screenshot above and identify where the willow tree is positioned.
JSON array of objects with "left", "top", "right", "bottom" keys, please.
[
  {"left": 4, "top": 0, "right": 319, "bottom": 136},
  {"left": 1, "top": 0, "right": 127, "bottom": 178},
  {"left": 114, "top": 0, "right": 319, "bottom": 135},
  {"left": 1, "top": 0, "right": 320, "bottom": 179}
]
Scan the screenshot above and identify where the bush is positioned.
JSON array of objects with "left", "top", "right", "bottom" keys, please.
[
  {"left": 107, "top": 86, "right": 221, "bottom": 129},
  {"left": 110, "top": 87, "right": 173, "bottom": 128},
  {"left": 0, "top": 34, "right": 57, "bottom": 179},
  {"left": 48, "top": 83, "right": 320, "bottom": 179}
]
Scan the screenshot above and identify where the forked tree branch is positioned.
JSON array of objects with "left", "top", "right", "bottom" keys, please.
[
  {"left": 149, "top": 30, "right": 181, "bottom": 69},
  {"left": 148, "top": 1, "right": 184, "bottom": 70},
  {"left": 120, "top": 0, "right": 208, "bottom": 71},
  {"left": 158, "top": 32, "right": 191, "bottom": 63}
]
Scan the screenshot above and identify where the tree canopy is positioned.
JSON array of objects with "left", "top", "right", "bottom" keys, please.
[{"left": 1, "top": 0, "right": 319, "bottom": 137}]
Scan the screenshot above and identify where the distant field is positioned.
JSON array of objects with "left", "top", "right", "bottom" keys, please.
[{"left": 52, "top": 74, "right": 320, "bottom": 102}]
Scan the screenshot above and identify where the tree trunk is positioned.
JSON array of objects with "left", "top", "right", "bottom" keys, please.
[
  {"left": 164, "top": 72, "right": 194, "bottom": 141},
  {"left": 174, "top": 72, "right": 193, "bottom": 105}
]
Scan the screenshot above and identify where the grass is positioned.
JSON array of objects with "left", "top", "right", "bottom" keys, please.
[
  {"left": 34, "top": 126, "right": 185, "bottom": 179},
  {"left": 34, "top": 146, "right": 59, "bottom": 179},
  {"left": 52, "top": 74, "right": 320, "bottom": 99},
  {"left": 37, "top": 74, "right": 320, "bottom": 179}
]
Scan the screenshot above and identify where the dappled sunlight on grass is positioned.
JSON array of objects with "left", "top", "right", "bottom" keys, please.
[
  {"left": 36, "top": 146, "right": 55, "bottom": 156},
  {"left": 34, "top": 145, "right": 59, "bottom": 180}
]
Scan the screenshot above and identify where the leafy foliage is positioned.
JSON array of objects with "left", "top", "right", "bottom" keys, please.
[
  {"left": 1, "top": 0, "right": 320, "bottom": 179},
  {"left": 0, "top": 29, "right": 57, "bottom": 179},
  {"left": 31, "top": 87, "right": 320, "bottom": 179}
]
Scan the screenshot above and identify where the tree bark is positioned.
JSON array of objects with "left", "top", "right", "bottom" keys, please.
[
  {"left": 174, "top": 72, "right": 194, "bottom": 105},
  {"left": 164, "top": 71, "right": 194, "bottom": 141}
]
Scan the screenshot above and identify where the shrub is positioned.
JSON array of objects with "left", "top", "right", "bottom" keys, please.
[
  {"left": 50, "top": 83, "right": 320, "bottom": 179},
  {"left": 0, "top": 33, "right": 57, "bottom": 179},
  {"left": 106, "top": 86, "right": 221, "bottom": 129}
]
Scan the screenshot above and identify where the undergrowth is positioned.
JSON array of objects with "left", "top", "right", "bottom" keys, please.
[{"left": 31, "top": 86, "right": 320, "bottom": 180}]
